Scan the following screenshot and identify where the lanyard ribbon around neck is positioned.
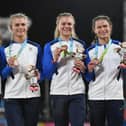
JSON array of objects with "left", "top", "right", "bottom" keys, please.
[
  {"left": 8, "top": 39, "right": 27, "bottom": 58},
  {"left": 58, "top": 37, "right": 73, "bottom": 52},
  {"left": 94, "top": 39, "right": 112, "bottom": 63}
]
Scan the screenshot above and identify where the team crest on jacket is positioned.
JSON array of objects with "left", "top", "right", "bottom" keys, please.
[{"left": 29, "top": 47, "right": 32, "bottom": 51}]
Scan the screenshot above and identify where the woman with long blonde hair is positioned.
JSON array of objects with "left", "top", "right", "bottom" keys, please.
[{"left": 43, "top": 12, "right": 89, "bottom": 126}]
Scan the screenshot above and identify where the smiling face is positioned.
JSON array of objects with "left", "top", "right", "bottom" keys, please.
[
  {"left": 93, "top": 19, "right": 112, "bottom": 42},
  {"left": 10, "top": 17, "right": 28, "bottom": 41},
  {"left": 58, "top": 16, "right": 74, "bottom": 40}
]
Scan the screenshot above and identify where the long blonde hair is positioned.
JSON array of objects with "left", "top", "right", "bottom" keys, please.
[{"left": 54, "top": 12, "right": 78, "bottom": 39}]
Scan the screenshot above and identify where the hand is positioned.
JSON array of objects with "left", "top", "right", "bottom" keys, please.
[
  {"left": 25, "top": 66, "right": 40, "bottom": 80},
  {"left": 34, "top": 69, "right": 40, "bottom": 80},
  {"left": 74, "top": 59, "right": 86, "bottom": 73},
  {"left": 88, "top": 59, "right": 100, "bottom": 72},
  {"left": 53, "top": 47, "right": 62, "bottom": 63},
  {"left": 7, "top": 57, "right": 18, "bottom": 68}
]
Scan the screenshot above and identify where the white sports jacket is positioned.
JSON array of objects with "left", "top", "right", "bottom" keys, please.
[{"left": 87, "top": 39, "right": 124, "bottom": 100}]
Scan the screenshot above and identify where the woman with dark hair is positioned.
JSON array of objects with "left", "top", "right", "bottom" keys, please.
[{"left": 87, "top": 15, "right": 124, "bottom": 126}]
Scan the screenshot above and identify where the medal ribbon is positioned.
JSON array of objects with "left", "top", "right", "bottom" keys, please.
[
  {"left": 94, "top": 39, "right": 112, "bottom": 63},
  {"left": 8, "top": 39, "right": 27, "bottom": 58}
]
